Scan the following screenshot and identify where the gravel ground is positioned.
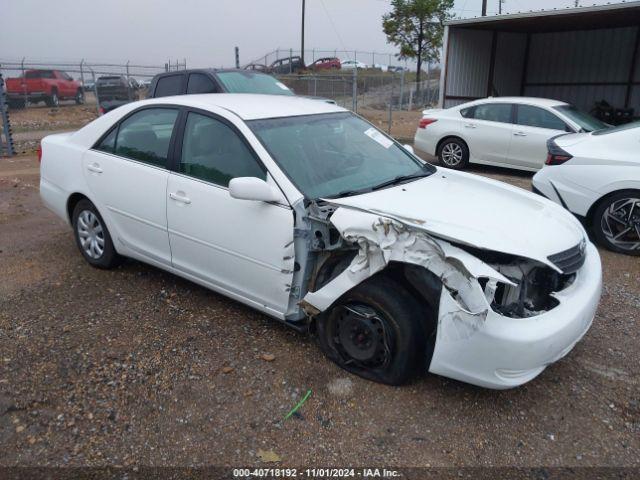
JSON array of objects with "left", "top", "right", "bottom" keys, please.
[{"left": 0, "top": 153, "right": 638, "bottom": 471}]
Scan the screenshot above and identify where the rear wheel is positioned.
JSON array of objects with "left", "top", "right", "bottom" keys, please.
[
  {"left": 72, "top": 199, "right": 122, "bottom": 268},
  {"left": 316, "top": 276, "right": 427, "bottom": 385},
  {"left": 437, "top": 137, "right": 469, "bottom": 170},
  {"left": 45, "top": 90, "right": 59, "bottom": 108},
  {"left": 591, "top": 191, "right": 640, "bottom": 255},
  {"left": 75, "top": 88, "right": 85, "bottom": 105}
]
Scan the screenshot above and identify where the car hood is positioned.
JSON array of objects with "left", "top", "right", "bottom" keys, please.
[{"left": 325, "top": 169, "right": 585, "bottom": 268}]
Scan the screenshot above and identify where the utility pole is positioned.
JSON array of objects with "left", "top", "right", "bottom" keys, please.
[
  {"left": 498, "top": 0, "right": 504, "bottom": 15},
  {"left": 301, "top": 0, "right": 306, "bottom": 66},
  {"left": 482, "top": 0, "right": 487, "bottom": 16},
  {"left": 574, "top": 0, "right": 580, "bottom": 7}
]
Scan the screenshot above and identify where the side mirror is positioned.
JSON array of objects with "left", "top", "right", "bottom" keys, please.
[
  {"left": 403, "top": 144, "right": 415, "bottom": 154},
  {"left": 229, "top": 177, "right": 280, "bottom": 202}
]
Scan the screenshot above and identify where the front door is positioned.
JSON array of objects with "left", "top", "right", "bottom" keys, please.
[
  {"left": 166, "top": 111, "right": 294, "bottom": 317},
  {"left": 508, "top": 104, "right": 570, "bottom": 169}
]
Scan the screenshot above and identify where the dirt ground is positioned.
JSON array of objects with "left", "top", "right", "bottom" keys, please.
[{"left": 0, "top": 112, "right": 638, "bottom": 472}]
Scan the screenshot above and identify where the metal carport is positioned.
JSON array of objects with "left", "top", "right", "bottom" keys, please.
[{"left": 439, "top": 2, "right": 640, "bottom": 116}]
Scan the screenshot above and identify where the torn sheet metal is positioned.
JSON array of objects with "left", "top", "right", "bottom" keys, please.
[{"left": 301, "top": 207, "right": 512, "bottom": 315}]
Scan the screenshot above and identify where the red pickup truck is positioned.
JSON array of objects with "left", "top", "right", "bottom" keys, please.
[{"left": 6, "top": 69, "right": 84, "bottom": 108}]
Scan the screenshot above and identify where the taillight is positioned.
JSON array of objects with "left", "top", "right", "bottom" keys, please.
[
  {"left": 418, "top": 118, "right": 437, "bottom": 129},
  {"left": 545, "top": 138, "right": 572, "bottom": 166},
  {"left": 37, "top": 143, "right": 43, "bottom": 163},
  {"left": 99, "top": 106, "right": 106, "bottom": 115}
]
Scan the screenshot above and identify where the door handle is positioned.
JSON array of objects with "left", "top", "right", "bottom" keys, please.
[
  {"left": 464, "top": 123, "right": 477, "bottom": 129},
  {"left": 514, "top": 131, "right": 527, "bottom": 137},
  {"left": 87, "top": 163, "right": 103, "bottom": 173},
  {"left": 169, "top": 192, "right": 191, "bottom": 204}
]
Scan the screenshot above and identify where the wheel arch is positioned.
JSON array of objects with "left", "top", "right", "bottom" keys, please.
[
  {"left": 66, "top": 192, "right": 91, "bottom": 223},
  {"left": 585, "top": 188, "right": 640, "bottom": 225},
  {"left": 436, "top": 135, "right": 468, "bottom": 156}
]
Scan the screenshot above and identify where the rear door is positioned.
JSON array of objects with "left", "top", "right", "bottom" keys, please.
[
  {"left": 82, "top": 107, "right": 180, "bottom": 266},
  {"left": 508, "top": 104, "right": 571, "bottom": 169},
  {"left": 463, "top": 103, "right": 514, "bottom": 164}
]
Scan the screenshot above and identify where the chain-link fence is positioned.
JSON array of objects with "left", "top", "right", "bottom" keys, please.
[
  {"left": 0, "top": 57, "right": 439, "bottom": 139},
  {"left": 247, "top": 49, "right": 407, "bottom": 72},
  {"left": 0, "top": 58, "right": 187, "bottom": 113}
]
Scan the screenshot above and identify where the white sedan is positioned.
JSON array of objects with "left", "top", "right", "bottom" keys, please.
[
  {"left": 40, "top": 94, "right": 601, "bottom": 389},
  {"left": 340, "top": 60, "right": 368, "bottom": 70},
  {"left": 414, "top": 97, "right": 607, "bottom": 172},
  {"left": 533, "top": 122, "right": 640, "bottom": 255}
]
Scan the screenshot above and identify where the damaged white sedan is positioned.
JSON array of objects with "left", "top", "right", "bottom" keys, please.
[{"left": 39, "top": 94, "right": 602, "bottom": 389}]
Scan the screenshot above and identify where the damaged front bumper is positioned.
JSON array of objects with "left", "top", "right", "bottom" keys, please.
[{"left": 429, "top": 242, "right": 602, "bottom": 389}]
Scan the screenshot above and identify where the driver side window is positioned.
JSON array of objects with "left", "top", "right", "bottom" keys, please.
[{"left": 180, "top": 112, "right": 266, "bottom": 187}]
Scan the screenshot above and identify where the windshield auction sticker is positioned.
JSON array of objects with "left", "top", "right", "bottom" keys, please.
[{"left": 364, "top": 127, "right": 393, "bottom": 149}]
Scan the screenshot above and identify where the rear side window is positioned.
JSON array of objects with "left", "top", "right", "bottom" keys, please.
[
  {"left": 460, "top": 106, "right": 475, "bottom": 118},
  {"left": 96, "top": 128, "right": 117, "bottom": 154},
  {"left": 472, "top": 103, "right": 513, "bottom": 123},
  {"left": 110, "top": 108, "right": 179, "bottom": 167},
  {"left": 154, "top": 75, "right": 184, "bottom": 97},
  {"left": 25, "top": 70, "right": 54, "bottom": 79},
  {"left": 186, "top": 73, "right": 218, "bottom": 94},
  {"left": 516, "top": 105, "right": 568, "bottom": 131},
  {"left": 179, "top": 112, "right": 265, "bottom": 186}
]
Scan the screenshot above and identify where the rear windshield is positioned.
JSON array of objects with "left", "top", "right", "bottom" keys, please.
[
  {"left": 553, "top": 105, "right": 607, "bottom": 132},
  {"left": 592, "top": 120, "right": 640, "bottom": 136},
  {"left": 215, "top": 71, "right": 294, "bottom": 96}
]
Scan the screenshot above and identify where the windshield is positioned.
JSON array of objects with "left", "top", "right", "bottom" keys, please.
[
  {"left": 215, "top": 71, "right": 294, "bottom": 96},
  {"left": 554, "top": 105, "right": 607, "bottom": 132},
  {"left": 592, "top": 120, "right": 640, "bottom": 136},
  {"left": 249, "top": 112, "right": 434, "bottom": 199}
]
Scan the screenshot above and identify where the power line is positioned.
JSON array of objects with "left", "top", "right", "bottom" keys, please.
[{"left": 319, "top": 0, "right": 351, "bottom": 59}]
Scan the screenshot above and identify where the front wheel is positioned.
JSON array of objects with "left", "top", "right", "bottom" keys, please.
[
  {"left": 316, "top": 276, "right": 428, "bottom": 385},
  {"left": 592, "top": 191, "right": 640, "bottom": 255},
  {"left": 437, "top": 138, "right": 469, "bottom": 170},
  {"left": 72, "top": 199, "right": 122, "bottom": 268}
]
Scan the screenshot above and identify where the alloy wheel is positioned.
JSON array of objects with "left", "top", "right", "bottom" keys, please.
[
  {"left": 441, "top": 142, "right": 463, "bottom": 166},
  {"left": 601, "top": 197, "right": 640, "bottom": 251},
  {"left": 77, "top": 210, "right": 105, "bottom": 259}
]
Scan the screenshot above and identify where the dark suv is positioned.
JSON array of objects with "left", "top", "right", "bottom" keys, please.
[
  {"left": 148, "top": 69, "right": 295, "bottom": 98},
  {"left": 95, "top": 76, "right": 138, "bottom": 113}
]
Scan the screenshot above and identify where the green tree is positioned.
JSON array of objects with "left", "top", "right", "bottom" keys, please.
[{"left": 382, "top": 0, "right": 454, "bottom": 88}]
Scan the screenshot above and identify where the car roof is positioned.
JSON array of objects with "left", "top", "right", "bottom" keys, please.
[
  {"left": 471, "top": 97, "right": 569, "bottom": 108},
  {"left": 139, "top": 93, "right": 346, "bottom": 120}
]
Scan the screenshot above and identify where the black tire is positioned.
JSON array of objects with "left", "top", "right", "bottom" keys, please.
[
  {"left": 72, "top": 199, "right": 122, "bottom": 268},
  {"left": 75, "top": 88, "right": 85, "bottom": 105},
  {"left": 591, "top": 190, "right": 640, "bottom": 256},
  {"left": 316, "top": 276, "right": 428, "bottom": 385},
  {"left": 45, "top": 90, "right": 59, "bottom": 108},
  {"left": 437, "top": 137, "right": 469, "bottom": 170},
  {"left": 8, "top": 99, "right": 26, "bottom": 110}
]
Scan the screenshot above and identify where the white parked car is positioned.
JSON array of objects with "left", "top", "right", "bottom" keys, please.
[
  {"left": 39, "top": 94, "right": 601, "bottom": 389},
  {"left": 340, "top": 60, "right": 368, "bottom": 70},
  {"left": 533, "top": 122, "right": 640, "bottom": 255},
  {"left": 414, "top": 97, "right": 607, "bottom": 172}
]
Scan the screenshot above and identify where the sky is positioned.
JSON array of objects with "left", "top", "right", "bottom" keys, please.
[{"left": 0, "top": 0, "right": 631, "bottom": 70}]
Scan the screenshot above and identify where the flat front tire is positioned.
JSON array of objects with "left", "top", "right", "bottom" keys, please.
[
  {"left": 437, "top": 138, "right": 469, "bottom": 170},
  {"left": 72, "top": 199, "right": 122, "bottom": 268},
  {"left": 316, "top": 276, "right": 427, "bottom": 385}
]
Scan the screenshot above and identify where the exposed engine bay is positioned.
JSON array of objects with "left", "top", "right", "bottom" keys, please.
[{"left": 284, "top": 199, "right": 578, "bottom": 328}]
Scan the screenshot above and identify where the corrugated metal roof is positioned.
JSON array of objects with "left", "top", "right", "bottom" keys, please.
[{"left": 446, "top": 1, "right": 640, "bottom": 32}]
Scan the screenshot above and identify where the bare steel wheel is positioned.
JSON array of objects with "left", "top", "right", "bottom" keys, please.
[
  {"left": 593, "top": 192, "right": 640, "bottom": 255},
  {"left": 437, "top": 138, "right": 469, "bottom": 170},
  {"left": 72, "top": 199, "right": 122, "bottom": 268},
  {"left": 316, "top": 276, "right": 428, "bottom": 385}
]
